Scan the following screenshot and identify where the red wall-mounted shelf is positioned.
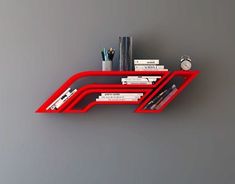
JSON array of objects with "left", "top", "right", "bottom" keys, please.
[{"left": 36, "top": 70, "right": 199, "bottom": 113}]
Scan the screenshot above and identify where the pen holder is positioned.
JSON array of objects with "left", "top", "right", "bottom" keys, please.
[{"left": 102, "top": 60, "right": 112, "bottom": 71}]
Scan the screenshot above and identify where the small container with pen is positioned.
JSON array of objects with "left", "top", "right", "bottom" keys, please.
[{"left": 101, "top": 48, "right": 115, "bottom": 71}]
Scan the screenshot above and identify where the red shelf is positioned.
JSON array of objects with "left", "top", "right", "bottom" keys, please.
[{"left": 36, "top": 70, "right": 199, "bottom": 113}]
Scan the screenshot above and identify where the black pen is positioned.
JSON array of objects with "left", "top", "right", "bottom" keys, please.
[
  {"left": 101, "top": 50, "right": 105, "bottom": 61},
  {"left": 108, "top": 48, "right": 115, "bottom": 61}
]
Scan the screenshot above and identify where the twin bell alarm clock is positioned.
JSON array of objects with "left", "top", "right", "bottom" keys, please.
[{"left": 180, "top": 55, "right": 192, "bottom": 71}]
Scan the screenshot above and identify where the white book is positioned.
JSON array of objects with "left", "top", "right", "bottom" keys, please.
[
  {"left": 96, "top": 98, "right": 139, "bottom": 102},
  {"left": 54, "top": 98, "right": 67, "bottom": 109},
  {"left": 122, "top": 81, "right": 153, "bottom": 85},
  {"left": 53, "top": 89, "right": 77, "bottom": 109},
  {"left": 122, "top": 80, "right": 156, "bottom": 85},
  {"left": 101, "top": 93, "right": 143, "bottom": 96},
  {"left": 135, "top": 68, "right": 168, "bottom": 71},
  {"left": 99, "top": 94, "right": 141, "bottom": 97},
  {"left": 46, "top": 88, "right": 71, "bottom": 110},
  {"left": 134, "top": 59, "right": 160, "bottom": 65},
  {"left": 122, "top": 78, "right": 148, "bottom": 81},
  {"left": 135, "top": 65, "right": 165, "bottom": 70},
  {"left": 121, "top": 78, "right": 156, "bottom": 82},
  {"left": 98, "top": 95, "right": 140, "bottom": 99},
  {"left": 127, "top": 76, "right": 161, "bottom": 79}
]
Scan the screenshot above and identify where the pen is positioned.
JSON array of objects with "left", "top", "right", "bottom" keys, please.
[
  {"left": 101, "top": 50, "right": 105, "bottom": 61},
  {"left": 103, "top": 48, "right": 107, "bottom": 61},
  {"left": 108, "top": 48, "right": 115, "bottom": 61},
  {"left": 101, "top": 48, "right": 115, "bottom": 61}
]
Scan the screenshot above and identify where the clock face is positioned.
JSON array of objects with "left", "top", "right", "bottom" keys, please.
[{"left": 181, "top": 60, "right": 192, "bottom": 70}]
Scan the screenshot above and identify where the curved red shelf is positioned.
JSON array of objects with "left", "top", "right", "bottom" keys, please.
[{"left": 36, "top": 70, "right": 199, "bottom": 113}]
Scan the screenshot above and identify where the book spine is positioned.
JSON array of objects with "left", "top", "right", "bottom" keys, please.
[
  {"left": 96, "top": 98, "right": 139, "bottom": 102},
  {"left": 127, "top": 76, "right": 161, "bottom": 79},
  {"left": 99, "top": 95, "right": 141, "bottom": 99},
  {"left": 123, "top": 77, "right": 158, "bottom": 80},
  {"left": 101, "top": 93, "right": 143, "bottom": 96},
  {"left": 135, "top": 65, "right": 165, "bottom": 70},
  {"left": 122, "top": 78, "right": 148, "bottom": 82},
  {"left": 122, "top": 78, "right": 157, "bottom": 82},
  {"left": 134, "top": 60, "right": 160, "bottom": 65},
  {"left": 122, "top": 81, "right": 153, "bottom": 85},
  {"left": 135, "top": 68, "right": 168, "bottom": 71}
]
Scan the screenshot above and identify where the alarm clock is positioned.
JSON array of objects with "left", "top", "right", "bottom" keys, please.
[{"left": 180, "top": 55, "right": 192, "bottom": 71}]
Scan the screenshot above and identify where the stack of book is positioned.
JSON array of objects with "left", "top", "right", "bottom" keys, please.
[
  {"left": 144, "top": 84, "right": 178, "bottom": 110},
  {"left": 121, "top": 76, "right": 161, "bottom": 85},
  {"left": 96, "top": 93, "right": 143, "bottom": 102},
  {"left": 46, "top": 88, "right": 77, "bottom": 110},
  {"left": 134, "top": 59, "right": 168, "bottom": 71}
]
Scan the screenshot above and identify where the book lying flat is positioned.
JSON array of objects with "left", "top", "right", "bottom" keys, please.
[
  {"left": 127, "top": 76, "right": 161, "bottom": 79},
  {"left": 122, "top": 81, "right": 153, "bottom": 85},
  {"left": 98, "top": 93, "right": 143, "bottom": 102},
  {"left": 101, "top": 93, "right": 143, "bottom": 96},
  {"left": 135, "top": 65, "right": 165, "bottom": 70},
  {"left": 134, "top": 60, "right": 160, "bottom": 65},
  {"left": 135, "top": 68, "right": 168, "bottom": 71},
  {"left": 98, "top": 95, "right": 141, "bottom": 99},
  {"left": 96, "top": 98, "right": 139, "bottom": 102},
  {"left": 122, "top": 78, "right": 157, "bottom": 81}
]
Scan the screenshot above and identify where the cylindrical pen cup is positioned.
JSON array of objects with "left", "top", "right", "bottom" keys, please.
[{"left": 102, "top": 60, "right": 112, "bottom": 71}]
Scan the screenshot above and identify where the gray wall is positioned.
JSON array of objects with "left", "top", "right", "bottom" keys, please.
[{"left": 0, "top": 0, "right": 234, "bottom": 184}]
